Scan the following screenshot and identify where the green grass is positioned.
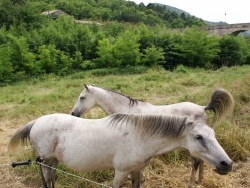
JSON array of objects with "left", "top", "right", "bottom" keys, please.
[{"left": 1, "top": 65, "right": 250, "bottom": 187}]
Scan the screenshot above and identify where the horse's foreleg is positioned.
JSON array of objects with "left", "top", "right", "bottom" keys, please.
[
  {"left": 197, "top": 160, "right": 204, "bottom": 184},
  {"left": 187, "top": 156, "right": 201, "bottom": 188},
  {"left": 130, "top": 170, "right": 141, "bottom": 188},
  {"left": 139, "top": 171, "right": 145, "bottom": 183},
  {"left": 113, "top": 170, "right": 130, "bottom": 188}
]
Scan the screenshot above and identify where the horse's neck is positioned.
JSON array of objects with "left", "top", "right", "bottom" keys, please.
[
  {"left": 131, "top": 136, "right": 184, "bottom": 160},
  {"left": 152, "top": 137, "right": 184, "bottom": 156},
  {"left": 95, "top": 90, "right": 148, "bottom": 114}
]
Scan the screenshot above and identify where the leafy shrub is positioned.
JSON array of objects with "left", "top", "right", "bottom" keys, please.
[{"left": 173, "top": 64, "right": 189, "bottom": 73}]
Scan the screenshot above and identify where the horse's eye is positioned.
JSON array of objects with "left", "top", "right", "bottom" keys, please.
[
  {"left": 80, "top": 96, "right": 85, "bottom": 100},
  {"left": 196, "top": 135, "right": 203, "bottom": 140}
]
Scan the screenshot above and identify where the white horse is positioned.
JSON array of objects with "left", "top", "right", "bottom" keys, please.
[
  {"left": 71, "top": 84, "right": 234, "bottom": 187},
  {"left": 8, "top": 113, "right": 233, "bottom": 188}
]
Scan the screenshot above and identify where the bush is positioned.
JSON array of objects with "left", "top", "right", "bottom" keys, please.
[{"left": 173, "top": 64, "right": 189, "bottom": 73}]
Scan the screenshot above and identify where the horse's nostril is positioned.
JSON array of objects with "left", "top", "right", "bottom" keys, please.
[
  {"left": 214, "top": 160, "right": 233, "bottom": 175},
  {"left": 221, "top": 161, "right": 228, "bottom": 166},
  {"left": 221, "top": 160, "right": 232, "bottom": 167},
  {"left": 71, "top": 112, "right": 80, "bottom": 117}
]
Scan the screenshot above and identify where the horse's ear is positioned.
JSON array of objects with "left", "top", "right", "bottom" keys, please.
[
  {"left": 84, "top": 84, "right": 89, "bottom": 91},
  {"left": 194, "top": 113, "right": 205, "bottom": 121}
]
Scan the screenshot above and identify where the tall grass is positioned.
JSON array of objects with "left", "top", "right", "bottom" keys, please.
[{"left": 1, "top": 65, "right": 250, "bottom": 187}]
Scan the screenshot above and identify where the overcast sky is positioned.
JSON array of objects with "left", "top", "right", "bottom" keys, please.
[{"left": 128, "top": 0, "right": 250, "bottom": 24}]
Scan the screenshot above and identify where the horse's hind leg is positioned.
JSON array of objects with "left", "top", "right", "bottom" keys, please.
[
  {"left": 51, "top": 159, "right": 59, "bottom": 187},
  {"left": 130, "top": 170, "right": 141, "bottom": 188},
  {"left": 39, "top": 158, "right": 57, "bottom": 188},
  {"left": 187, "top": 156, "right": 201, "bottom": 188}
]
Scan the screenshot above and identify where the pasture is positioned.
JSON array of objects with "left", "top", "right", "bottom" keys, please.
[{"left": 1, "top": 65, "right": 250, "bottom": 187}]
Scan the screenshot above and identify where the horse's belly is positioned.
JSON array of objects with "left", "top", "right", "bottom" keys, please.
[
  {"left": 55, "top": 134, "right": 118, "bottom": 172},
  {"left": 61, "top": 156, "right": 114, "bottom": 172}
]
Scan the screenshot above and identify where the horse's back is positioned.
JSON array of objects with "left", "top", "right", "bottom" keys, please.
[
  {"left": 139, "top": 102, "right": 205, "bottom": 116},
  {"left": 29, "top": 113, "right": 111, "bottom": 142},
  {"left": 30, "top": 113, "right": 78, "bottom": 134},
  {"left": 163, "top": 102, "right": 204, "bottom": 113}
]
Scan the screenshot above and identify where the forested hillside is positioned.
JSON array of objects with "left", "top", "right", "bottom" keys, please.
[{"left": 0, "top": 0, "right": 250, "bottom": 83}]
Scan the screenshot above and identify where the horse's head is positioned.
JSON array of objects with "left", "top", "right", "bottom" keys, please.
[
  {"left": 184, "top": 121, "right": 233, "bottom": 175},
  {"left": 71, "top": 84, "right": 96, "bottom": 117}
]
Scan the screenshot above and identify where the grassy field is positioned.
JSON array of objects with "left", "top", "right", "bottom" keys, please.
[{"left": 1, "top": 65, "right": 250, "bottom": 187}]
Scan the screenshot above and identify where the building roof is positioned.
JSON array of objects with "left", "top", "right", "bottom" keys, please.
[{"left": 41, "top": 10, "right": 69, "bottom": 17}]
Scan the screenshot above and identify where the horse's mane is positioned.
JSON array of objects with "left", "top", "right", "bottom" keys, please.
[
  {"left": 93, "top": 85, "right": 143, "bottom": 106},
  {"left": 108, "top": 114, "right": 188, "bottom": 139}
]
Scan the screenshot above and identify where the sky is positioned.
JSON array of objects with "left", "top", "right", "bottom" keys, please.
[{"left": 129, "top": 0, "right": 250, "bottom": 24}]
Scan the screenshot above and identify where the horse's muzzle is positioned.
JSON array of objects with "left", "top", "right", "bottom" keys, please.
[
  {"left": 70, "top": 111, "right": 80, "bottom": 117},
  {"left": 215, "top": 160, "right": 233, "bottom": 175}
]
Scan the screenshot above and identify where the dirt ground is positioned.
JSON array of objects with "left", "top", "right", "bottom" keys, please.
[{"left": 1, "top": 125, "right": 250, "bottom": 188}]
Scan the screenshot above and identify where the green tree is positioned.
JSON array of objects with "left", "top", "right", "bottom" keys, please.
[
  {"left": 171, "top": 18, "right": 185, "bottom": 28},
  {"left": 116, "top": 6, "right": 143, "bottom": 23},
  {"left": 11, "top": 0, "right": 25, "bottom": 5},
  {"left": 73, "top": 51, "right": 83, "bottom": 69},
  {"left": 7, "top": 35, "right": 37, "bottom": 75},
  {"left": 96, "top": 31, "right": 141, "bottom": 68},
  {"left": 0, "top": 45, "right": 13, "bottom": 82},
  {"left": 37, "top": 45, "right": 58, "bottom": 73},
  {"left": 0, "top": 0, "right": 45, "bottom": 30},
  {"left": 112, "top": 31, "right": 141, "bottom": 67},
  {"left": 57, "top": 51, "right": 73, "bottom": 75},
  {"left": 142, "top": 45, "right": 165, "bottom": 67},
  {"left": 212, "top": 35, "right": 250, "bottom": 67},
  {"left": 180, "top": 13, "right": 186, "bottom": 20},
  {"left": 174, "top": 27, "right": 220, "bottom": 68},
  {"left": 96, "top": 38, "right": 114, "bottom": 68},
  {"left": 0, "top": 0, "right": 14, "bottom": 29}
]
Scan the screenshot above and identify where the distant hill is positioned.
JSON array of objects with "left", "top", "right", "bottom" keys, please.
[
  {"left": 154, "top": 3, "right": 189, "bottom": 16},
  {"left": 154, "top": 3, "right": 227, "bottom": 26}
]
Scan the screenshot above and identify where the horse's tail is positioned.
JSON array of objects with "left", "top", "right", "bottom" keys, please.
[
  {"left": 204, "top": 88, "right": 234, "bottom": 123},
  {"left": 8, "top": 119, "right": 36, "bottom": 154}
]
